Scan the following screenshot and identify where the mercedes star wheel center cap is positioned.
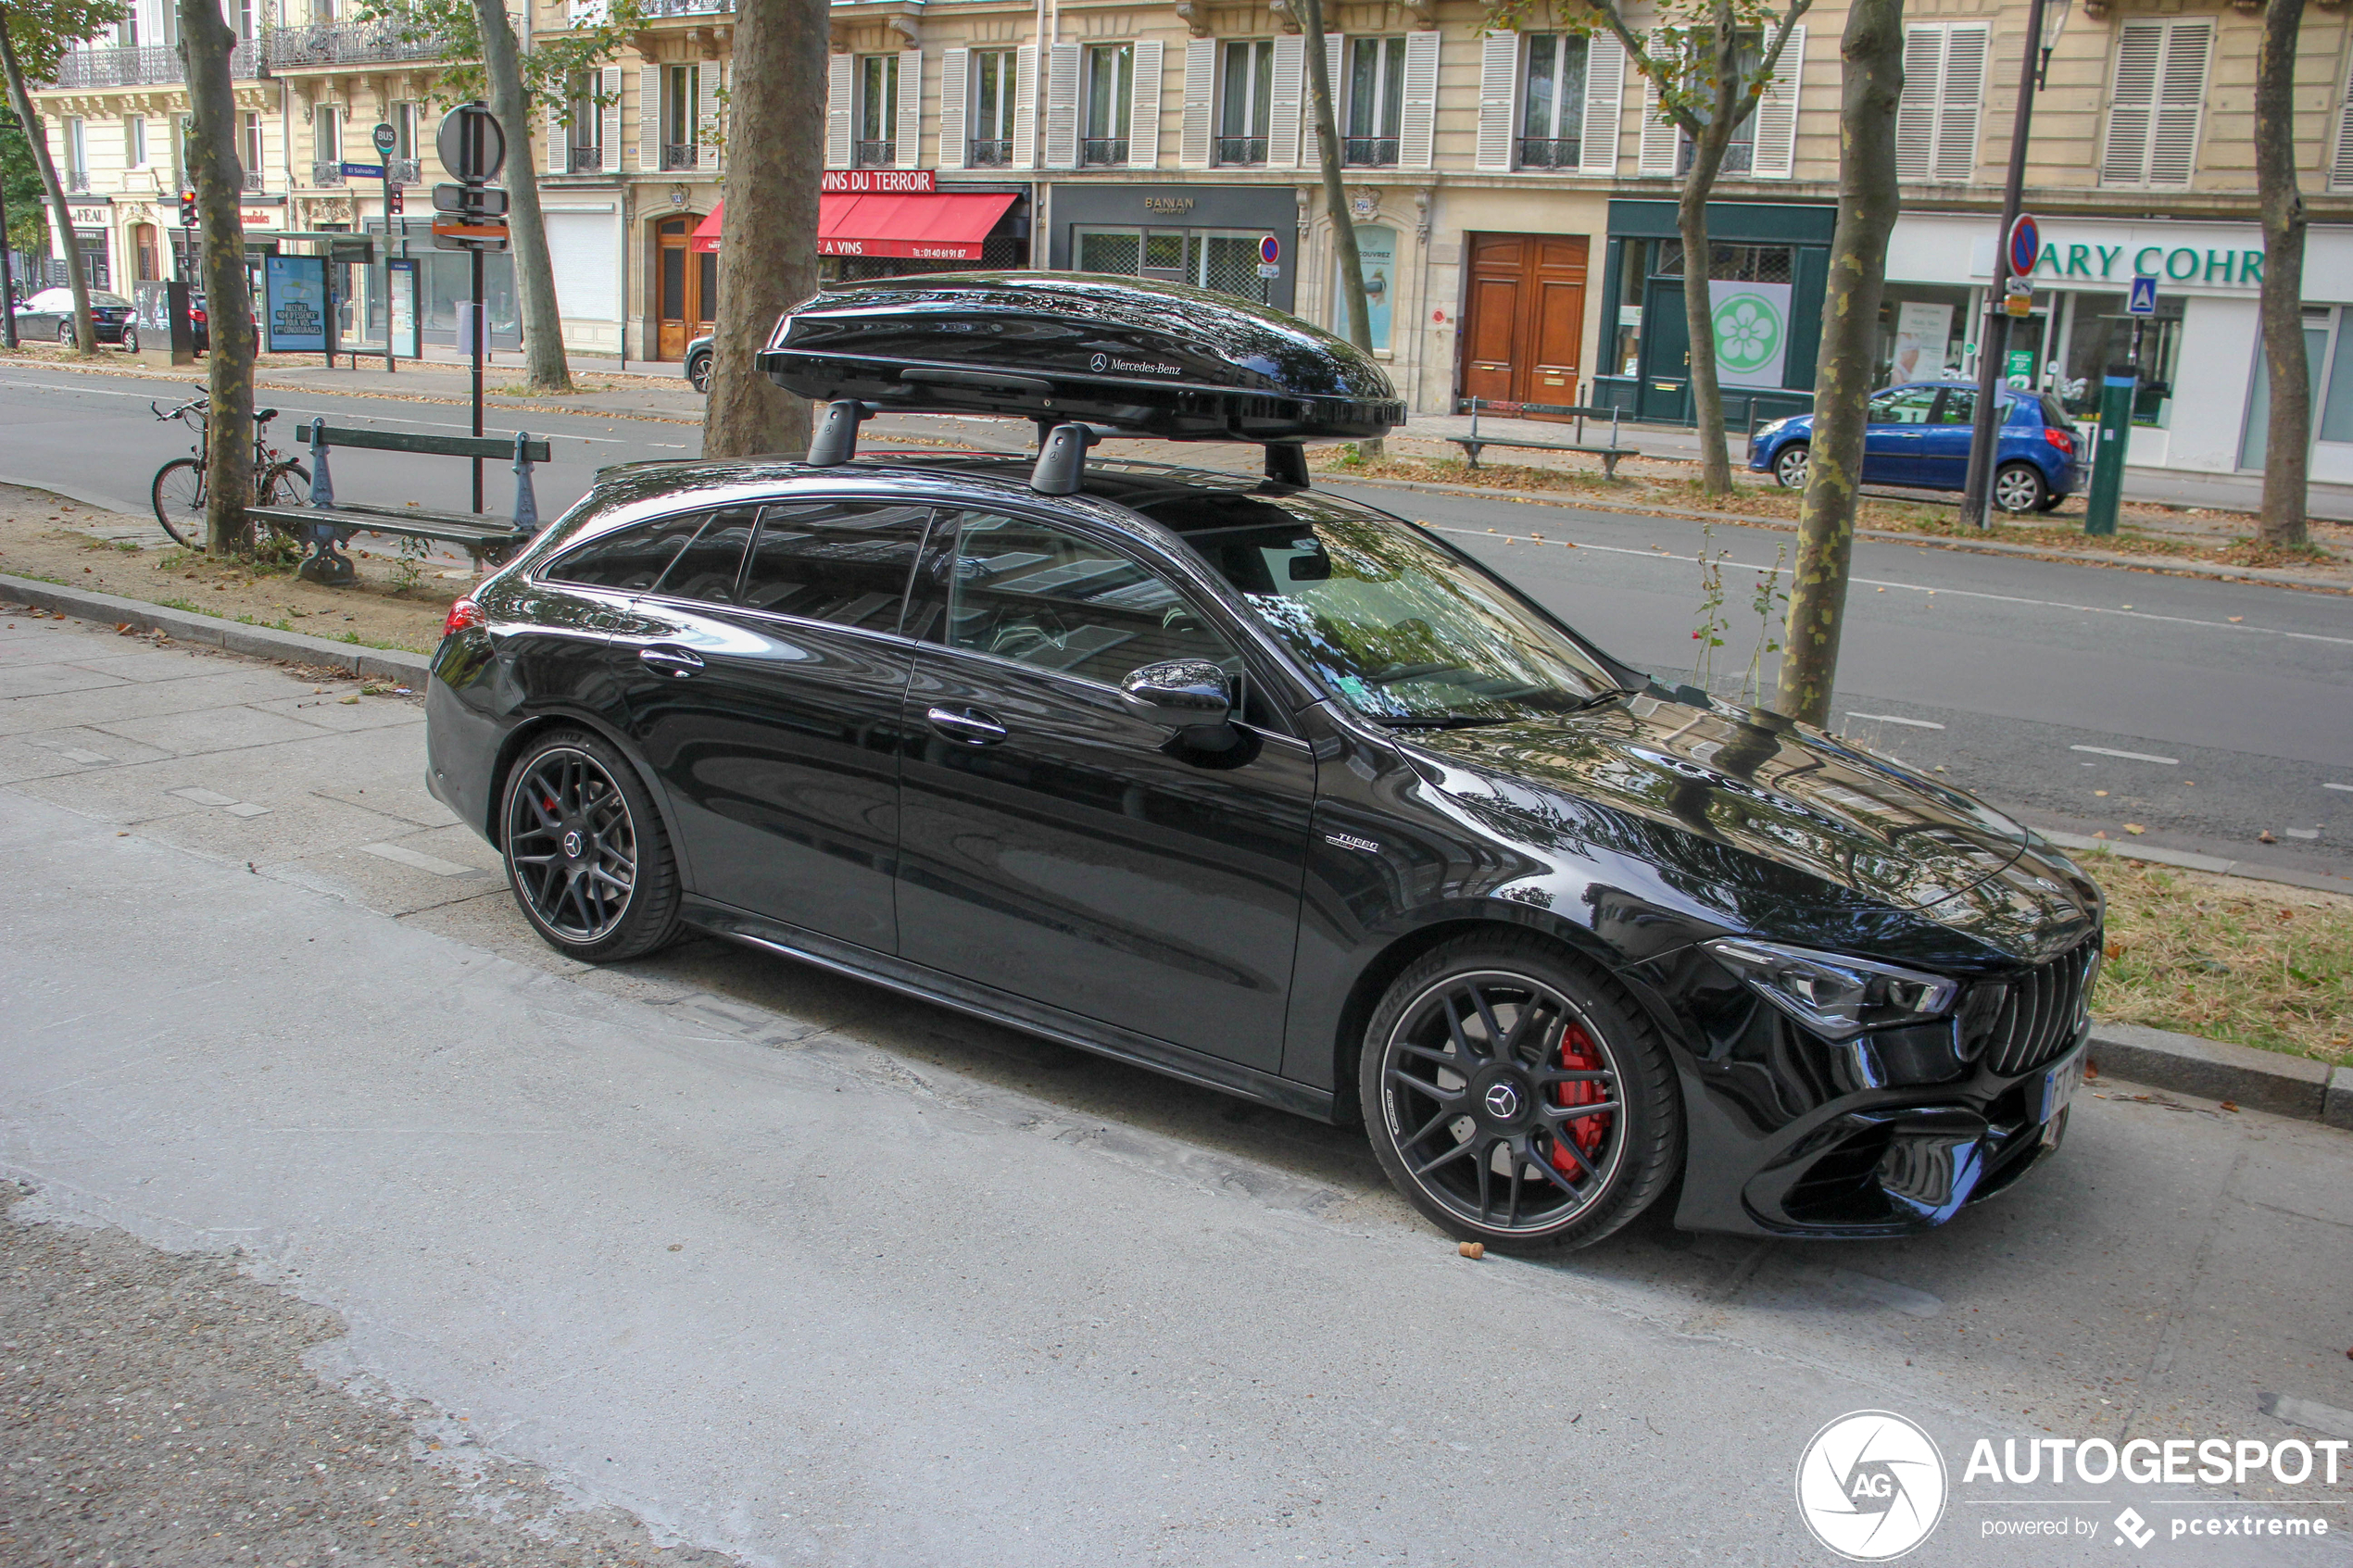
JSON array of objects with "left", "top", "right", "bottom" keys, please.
[
  {"left": 1483, "top": 1081, "right": 1522, "bottom": 1121},
  {"left": 562, "top": 829, "right": 584, "bottom": 859}
]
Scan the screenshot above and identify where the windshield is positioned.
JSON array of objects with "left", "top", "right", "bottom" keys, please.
[{"left": 1134, "top": 487, "right": 1621, "bottom": 724}]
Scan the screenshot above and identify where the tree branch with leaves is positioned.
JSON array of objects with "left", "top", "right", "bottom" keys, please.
[{"left": 0, "top": 0, "right": 130, "bottom": 354}]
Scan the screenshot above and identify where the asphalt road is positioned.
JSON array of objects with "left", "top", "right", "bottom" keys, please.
[
  {"left": 0, "top": 361, "right": 2345, "bottom": 884},
  {"left": 1, "top": 612, "right": 2349, "bottom": 1565}
]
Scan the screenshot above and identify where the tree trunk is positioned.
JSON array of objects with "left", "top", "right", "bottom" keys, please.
[
  {"left": 179, "top": 0, "right": 254, "bottom": 554},
  {"left": 0, "top": 141, "right": 17, "bottom": 348},
  {"left": 1677, "top": 130, "right": 1733, "bottom": 495},
  {"left": 1297, "top": 0, "right": 1380, "bottom": 458},
  {"left": 1778, "top": 0, "right": 1902, "bottom": 725},
  {"left": 2253, "top": 0, "right": 2309, "bottom": 550},
  {"left": 473, "top": 0, "right": 572, "bottom": 393},
  {"left": 702, "top": 0, "right": 823, "bottom": 458},
  {"left": 0, "top": 14, "right": 95, "bottom": 352}
]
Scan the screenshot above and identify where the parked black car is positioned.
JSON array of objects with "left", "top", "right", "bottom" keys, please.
[
  {"left": 13, "top": 287, "right": 135, "bottom": 346},
  {"left": 425, "top": 276, "right": 2100, "bottom": 1251}
]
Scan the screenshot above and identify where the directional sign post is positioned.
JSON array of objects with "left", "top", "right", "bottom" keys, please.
[
  {"left": 373, "top": 124, "right": 398, "bottom": 370},
  {"left": 436, "top": 103, "right": 508, "bottom": 511}
]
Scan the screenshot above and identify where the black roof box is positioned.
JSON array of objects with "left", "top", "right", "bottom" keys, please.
[{"left": 757, "top": 272, "right": 1403, "bottom": 443}]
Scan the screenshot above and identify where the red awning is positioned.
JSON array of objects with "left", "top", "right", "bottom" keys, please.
[{"left": 689, "top": 192, "right": 1016, "bottom": 260}]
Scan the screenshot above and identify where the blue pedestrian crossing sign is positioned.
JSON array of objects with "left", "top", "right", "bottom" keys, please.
[{"left": 2127, "top": 275, "right": 2158, "bottom": 316}]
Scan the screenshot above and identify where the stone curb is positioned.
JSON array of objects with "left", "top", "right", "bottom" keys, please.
[
  {"left": 0, "top": 571, "right": 433, "bottom": 682},
  {"left": 2088, "top": 1021, "right": 2345, "bottom": 1124}
]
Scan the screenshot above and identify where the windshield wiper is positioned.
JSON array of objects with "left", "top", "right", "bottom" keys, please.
[
  {"left": 1369, "top": 715, "right": 1516, "bottom": 731},
  {"left": 1568, "top": 685, "right": 1643, "bottom": 712}
]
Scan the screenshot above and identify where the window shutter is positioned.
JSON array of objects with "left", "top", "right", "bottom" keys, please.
[
  {"left": 897, "top": 50, "right": 923, "bottom": 169},
  {"left": 1013, "top": 44, "right": 1038, "bottom": 169},
  {"left": 1400, "top": 31, "right": 1439, "bottom": 169},
  {"left": 1637, "top": 30, "right": 1678, "bottom": 175},
  {"left": 1269, "top": 35, "right": 1307, "bottom": 168},
  {"left": 1180, "top": 37, "right": 1215, "bottom": 168},
  {"left": 1894, "top": 26, "right": 1943, "bottom": 182},
  {"left": 2101, "top": 22, "right": 2161, "bottom": 184},
  {"left": 639, "top": 65, "right": 661, "bottom": 171},
  {"left": 696, "top": 64, "right": 718, "bottom": 170},
  {"left": 1579, "top": 32, "right": 1624, "bottom": 174},
  {"left": 1128, "top": 38, "right": 1163, "bottom": 168},
  {"left": 2146, "top": 20, "right": 2208, "bottom": 187},
  {"left": 938, "top": 46, "right": 969, "bottom": 170},
  {"left": 1475, "top": 30, "right": 1517, "bottom": 172},
  {"left": 2334, "top": 50, "right": 2353, "bottom": 190},
  {"left": 827, "top": 53, "right": 854, "bottom": 169},
  {"left": 1044, "top": 42, "right": 1079, "bottom": 167},
  {"left": 546, "top": 98, "right": 564, "bottom": 175},
  {"left": 1933, "top": 24, "right": 1985, "bottom": 182},
  {"left": 600, "top": 65, "right": 623, "bottom": 173},
  {"left": 1750, "top": 23, "right": 1802, "bottom": 178}
]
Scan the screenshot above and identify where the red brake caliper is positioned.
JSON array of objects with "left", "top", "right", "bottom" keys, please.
[{"left": 1549, "top": 1021, "right": 1612, "bottom": 1174}]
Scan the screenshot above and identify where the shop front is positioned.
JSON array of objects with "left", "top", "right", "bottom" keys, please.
[
  {"left": 1882, "top": 212, "right": 2353, "bottom": 479},
  {"left": 57, "top": 201, "right": 114, "bottom": 292},
  {"left": 1593, "top": 199, "right": 1833, "bottom": 427},
  {"left": 1048, "top": 183, "right": 1299, "bottom": 314}
]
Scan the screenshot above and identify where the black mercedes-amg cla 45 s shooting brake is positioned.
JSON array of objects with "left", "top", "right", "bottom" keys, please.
[{"left": 423, "top": 275, "right": 2101, "bottom": 1252}]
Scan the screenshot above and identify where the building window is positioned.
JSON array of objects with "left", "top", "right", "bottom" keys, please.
[
  {"left": 2100, "top": 19, "right": 2210, "bottom": 189},
  {"left": 75, "top": 230, "right": 108, "bottom": 290},
  {"left": 1217, "top": 40, "right": 1274, "bottom": 166},
  {"left": 1083, "top": 44, "right": 1133, "bottom": 165},
  {"left": 1518, "top": 33, "right": 1588, "bottom": 169},
  {"left": 567, "top": 72, "right": 601, "bottom": 170},
  {"left": 126, "top": 115, "right": 147, "bottom": 168},
  {"left": 64, "top": 119, "right": 88, "bottom": 192},
  {"left": 1076, "top": 225, "right": 1273, "bottom": 305},
  {"left": 1895, "top": 23, "right": 1986, "bottom": 182},
  {"left": 1680, "top": 34, "right": 1762, "bottom": 175},
  {"left": 857, "top": 55, "right": 899, "bottom": 167},
  {"left": 118, "top": 8, "right": 137, "bottom": 46},
  {"left": 971, "top": 48, "right": 1017, "bottom": 166},
  {"left": 318, "top": 104, "right": 342, "bottom": 162},
  {"left": 665, "top": 64, "right": 701, "bottom": 171},
  {"left": 134, "top": 223, "right": 159, "bottom": 282},
  {"left": 1343, "top": 36, "right": 1404, "bottom": 167},
  {"left": 241, "top": 111, "right": 266, "bottom": 191}
]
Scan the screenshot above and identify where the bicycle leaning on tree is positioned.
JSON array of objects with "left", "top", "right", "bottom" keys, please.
[{"left": 149, "top": 397, "right": 312, "bottom": 548}]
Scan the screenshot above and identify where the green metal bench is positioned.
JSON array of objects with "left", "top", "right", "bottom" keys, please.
[
  {"left": 245, "top": 418, "right": 551, "bottom": 585},
  {"left": 1451, "top": 398, "right": 1638, "bottom": 479}
]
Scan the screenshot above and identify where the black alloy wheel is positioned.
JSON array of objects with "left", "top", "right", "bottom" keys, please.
[
  {"left": 1772, "top": 443, "right": 1809, "bottom": 490},
  {"left": 1362, "top": 935, "right": 1680, "bottom": 1251},
  {"left": 500, "top": 730, "right": 682, "bottom": 962}
]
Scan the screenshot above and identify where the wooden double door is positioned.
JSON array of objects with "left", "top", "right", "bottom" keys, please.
[
  {"left": 654, "top": 214, "right": 717, "bottom": 360},
  {"left": 1460, "top": 232, "right": 1589, "bottom": 410}
]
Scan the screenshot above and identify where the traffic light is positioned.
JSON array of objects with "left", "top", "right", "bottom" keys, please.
[
  {"left": 180, "top": 191, "right": 196, "bottom": 227},
  {"left": 387, "top": 185, "right": 404, "bottom": 216}
]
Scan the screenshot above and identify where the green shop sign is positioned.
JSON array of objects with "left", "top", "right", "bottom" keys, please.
[{"left": 2029, "top": 241, "right": 2263, "bottom": 287}]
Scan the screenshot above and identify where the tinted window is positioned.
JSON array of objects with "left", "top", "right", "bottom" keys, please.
[
  {"left": 649, "top": 506, "right": 757, "bottom": 602},
  {"left": 941, "top": 512, "right": 1237, "bottom": 685},
  {"left": 1868, "top": 387, "right": 1939, "bottom": 425},
  {"left": 545, "top": 510, "right": 706, "bottom": 590},
  {"left": 737, "top": 499, "right": 929, "bottom": 632},
  {"left": 1933, "top": 388, "right": 1976, "bottom": 426}
]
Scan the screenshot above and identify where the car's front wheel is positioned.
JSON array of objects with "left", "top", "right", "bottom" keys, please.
[
  {"left": 686, "top": 353, "right": 711, "bottom": 394},
  {"left": 501, "top": 729, "right": 683, "bottom": 963},
  {"left": 1772, "top": 442, "right": 1810, "bottom": 490},
  {"left": 1360, "top": 933, "right": 1681, "bottom": 1252},
  {"left": 1994, "top": 460, "right": 2047, "bottom": 514},
  {"left": 120, "top": 325, "right": 138, "bottom": 354}
]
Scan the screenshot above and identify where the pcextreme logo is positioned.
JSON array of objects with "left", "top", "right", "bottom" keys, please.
[{"left": 1795, "top": 1411, "right": 1949, "bottom": 1562}]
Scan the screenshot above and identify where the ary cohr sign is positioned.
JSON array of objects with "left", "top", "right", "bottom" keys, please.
[{"left": 2026, "top": 240, "right": 2264, "bottom": 287}]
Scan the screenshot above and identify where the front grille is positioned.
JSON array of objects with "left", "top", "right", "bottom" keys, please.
[{"left": 1969, "top": 937, "right": 2100, "bottom": 1077}]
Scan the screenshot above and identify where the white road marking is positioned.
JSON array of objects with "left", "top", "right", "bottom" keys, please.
[
  {"left": 169, "top": 785, "right": 238, "bottom": 806},
  {"left": 223, "top": 802, "right": 271, "bottom": 818},
  {"left": 2326, "top": 783, "right": 2353, "bottom": 793},
  {"left": 2070, "top": 745, "right": 2179, "bottom": 764},
  {"left": 359, "top": 840, "right": 477, "bottom": 877},
  {"left": 2257, "top": 1395, "right": 2353, "bottom": 1442},
  {"left": 1845, "top": 712, "right": 1945, "bottom": 730},
  {"left": 2285, "top": 828, "right": 2321, "bottom": 840}
]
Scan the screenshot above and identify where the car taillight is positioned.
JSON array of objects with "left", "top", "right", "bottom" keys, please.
[
  {"left": 192, "top": 308, "right": 207, "bottom": 322},
  {"left": 2045, "top": 427, "right": 2075, "bottom": 456},
  {"left": 443, "top": 597, "right": 484, "bottom": 637}
]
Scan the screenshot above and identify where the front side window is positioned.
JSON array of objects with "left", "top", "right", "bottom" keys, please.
[
  {"left": 1218, "top": 40, "right": 1275, "bottom": 165},
  {"left": 1868, "top": 386, "right": 1940, "bottom": 424},
  {"left": 1344, "top": 36, "right": 1404, "bottom": 166},
  {"left": 1084, "top": 44, "right": 1134, "bottom": 164},
  {"left": 858, "top": 55, "right": 900, "bottom": 166},
  {"left": 547, "top": 510, "right": 711, "bottom": 591},
  {"left": 1137, "top": 489, "right": 1618, "bottom": 726},
  {"left": 972, "top": 49, "right": 1017, "bottom": 166},
  {"left": 937, "top": 512, "right": 1237, "bottom": 685},
  {"left": 738, "top": 499, "right": 929, "bottom": 632},
  {"left": 1519, "top": 33, "right": 1588, "bottom": 169}
]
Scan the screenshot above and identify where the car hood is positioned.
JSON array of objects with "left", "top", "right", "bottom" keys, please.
[{"left": 1400, "top": 694, "right": 2037, "bottom": 918}]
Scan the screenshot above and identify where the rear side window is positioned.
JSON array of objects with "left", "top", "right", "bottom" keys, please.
[
  {"left": 736, "top": 499, "right": 931, "bottom": 632},
  {"left": 650, "top": 507, "right": 759, "bottom": 603},
  {"left": 545, "top": 510, "right": 706, "bottom": 591}
]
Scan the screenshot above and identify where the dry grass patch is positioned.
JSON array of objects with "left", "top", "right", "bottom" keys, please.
[{"left": 2087, "top": 851, "right": 2353, "bottom": 1063}]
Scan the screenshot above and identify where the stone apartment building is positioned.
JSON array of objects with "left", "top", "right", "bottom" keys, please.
[{"left": 31, "top": 0, "right": 2353, "bottom": 483}]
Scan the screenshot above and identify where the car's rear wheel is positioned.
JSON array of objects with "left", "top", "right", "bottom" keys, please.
[
  {"left": 120, "top": 325, "right": 138, "bottom": 354},
  {"left": 1994, "top": 461, "right": 2047, "bottom": 514},
  {"left": 501, "top": 729, "right": 682, "bottom": 963},
  {"left": 1361, "top": 934, "right": 1681, "bottom": 1252},
  {"left": 56, "top": 320, "right": 72, "bottom": 345},
  {"left": 1772, "top": 443, "right": 1810, "bottom": 490},
  {"left": 687, "top": 352, "right": 711, "bottom": 394}
]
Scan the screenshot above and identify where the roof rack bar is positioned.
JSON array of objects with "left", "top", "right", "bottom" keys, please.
[
  {"left": 807, "top": 399, "right": 871, "bottom": 467},
  {"left": 1030, "top": 421, "right": 1098, "bottom": 495},
  {"left": 1265, "top": 444, "right": 1310, "bottom": 489}
]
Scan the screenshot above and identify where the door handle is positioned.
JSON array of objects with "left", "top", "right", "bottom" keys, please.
[
  {"left": 639, "top": 645, "right": 704, "bottom": 678},
  {"left": 926, "top": 705, "right": 1008, "bottom": 746}
]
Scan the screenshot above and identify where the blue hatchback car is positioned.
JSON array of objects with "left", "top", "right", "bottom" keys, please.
[{"left": 1748, "top": 380, "right": 2084, "bottom": 512}]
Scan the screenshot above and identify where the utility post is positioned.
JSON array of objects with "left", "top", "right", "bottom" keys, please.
[
  {"left": 432, "top": 103, "right": 510, "bottom": 515},
  {"left": 2083, "top": 275, "right": 2155, "bottom": 537},
  {"left": 372, "top": 120, "right": 397, "bottom": 373}
]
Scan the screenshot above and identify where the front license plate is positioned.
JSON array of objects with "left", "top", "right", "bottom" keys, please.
[{"left": 2036, "top": 1048, "right": 2083, "bottom": 1144}]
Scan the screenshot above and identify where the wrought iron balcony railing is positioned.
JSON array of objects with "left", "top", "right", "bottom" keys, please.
[
  {"left": 967, "top": 138, "right": 1013, "bottom": 168},
  {"left": 661, "top": 143, "right": 699, "bottom": 170},
  {"left": 638, "top": 0, "right": 733, "bottom": 17},
  {"left": 1342, "top": 135, "right": 1399, "bottom": 168},
  {"left": 1214, "top": 135, "right": 1266, "bottom": 166},
  {"left": 244, "top": 169, "right": 267, "bottom": 192},
  {"left": 50, "top": 44, "right": 177, "bottom": 88},
  {"left": 387, "top": 157, "right": 420, "bottom": 184},
  {"left": 852, "top": 139, "right": 895, "bottom": 168},
  {"left": 568, "top": 144, "right": 605, "bottom": 172},
  {"left": 262, "top": 21, "right": 447, "bottom": 69},
  {"left": 1515, "top": 136, "right": 1582, "bottom": 169},
  {"left": 65, "top": 169, "right": 93, "bottom": 193},
  {"left": 309, "top": 160, "right": 346, "bottom": 186},
  {"left": 1080, "top": 137, "right": 1127, "bottom": 166}
]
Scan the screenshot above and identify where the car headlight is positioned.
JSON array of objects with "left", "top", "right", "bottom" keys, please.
[
  {"left": 1702, "top": 938, "right": 1959, "bottom": 1041},
  {"left": 1754, "top": 419, "right": 1791, "bottom": 442}
]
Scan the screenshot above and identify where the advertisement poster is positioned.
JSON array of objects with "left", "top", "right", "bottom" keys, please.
[
  {"left": 264, "top": 255, "right": 328, "bottom": 353},
  {"left": 387, "top": 260, "right": 421, "bottom": 359},
  {"left": 1707, "top": 280, "right": 1792, "bottom": 388},
  {"left": 1890, "top": 300, "right": 1953, "bottom": 384},
  {"left": 1331, "top": 225, "right": 1395, "bottom": 352}
]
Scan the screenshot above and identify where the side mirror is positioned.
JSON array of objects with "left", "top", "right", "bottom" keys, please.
[{"left": 1119, "top": 659, "right": 1232, "bottom": 734}]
